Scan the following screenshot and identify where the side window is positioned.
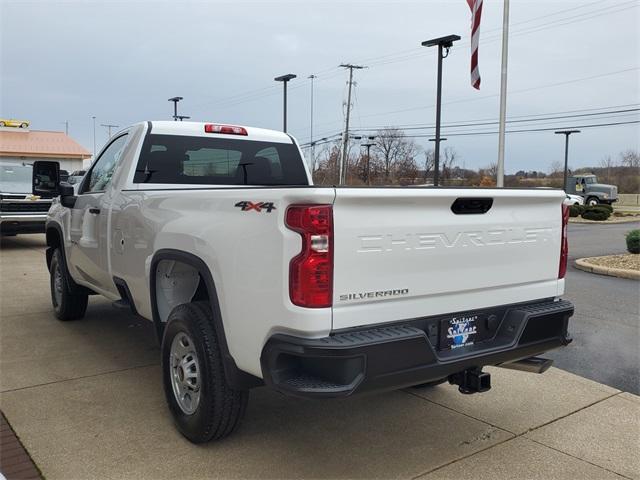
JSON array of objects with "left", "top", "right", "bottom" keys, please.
[{"left": 83, "top": 134, "right": 128, "bottom": 193}]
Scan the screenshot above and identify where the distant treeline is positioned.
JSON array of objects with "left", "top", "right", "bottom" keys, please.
[{"left": 311, "top": 128, "right": 639, "bottom": 193}]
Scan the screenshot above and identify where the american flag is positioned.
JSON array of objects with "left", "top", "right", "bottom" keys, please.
[{"left": 467, "top": 0, "right": 483, "bottom": 89}]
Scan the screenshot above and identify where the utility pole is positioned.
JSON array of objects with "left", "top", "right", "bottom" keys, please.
[
  {"left": 308, "top": 74, "right": 316, "bottom": 172},
  {"left": 338, "top": 64, "right": 365, "bottom": 185},
  {"left": 361, "top": 137, "right": 376, "bottom": 186},
  {"left": 422, "top": 35, "right": 460, "bottom": 187},
  {"left": 274, "top": 74, "right": 296, "bottom": 132},
  {"left": 555, "top": 130, "right": 580, "bottom": 191},
  {"left": 100, "top": 123, "right": 119, "bottom": 138},
  {"left": 61, "top": 121, "right": 69, "bottom": 135},
  {"left": 168, "top": 96, "right": 183, "bottom": 121}
]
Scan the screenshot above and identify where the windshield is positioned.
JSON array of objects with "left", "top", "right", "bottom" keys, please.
[
  {"left": 584, "top": 177, "right": 596, "bottom": 184},
  {"left": 133, "top": 134, "right": 309, "bottom": 186},
  {"left": 0, "top": 164, "right": 32, "bottom": 193}
]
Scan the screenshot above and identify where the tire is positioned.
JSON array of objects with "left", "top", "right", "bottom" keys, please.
[
  {"left": 50, "top": 248, "right": 88, "bottom": 321},
  {"left": 161, "top": 301, "right": 248, "bottom": 443},
  {"left": 0, "top": 121, "right": 5, "bottom": 127},
  {"left": 20, "top": 123, "right": 28, "bottom": 128},
  {"left": 586, "top": 197, "right": 599, "bottom": 206}
]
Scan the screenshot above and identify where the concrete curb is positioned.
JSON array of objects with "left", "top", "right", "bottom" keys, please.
[
  {"left": 569, "top": 216, "right": 640, "bottom": 224},
  {"left": 575, "top": 257, "right": 640, "bottom": 280}
]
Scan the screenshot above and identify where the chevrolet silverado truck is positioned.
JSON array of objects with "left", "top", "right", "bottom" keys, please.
[
  {"left": 1, "top": 163, "right": 54, "bottom": 235},
  {"left": 34, "top": 121, "right": 574, "bottom": 443}
]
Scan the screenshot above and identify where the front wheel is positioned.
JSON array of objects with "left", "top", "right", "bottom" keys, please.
[
  {"left": 586, "top": 197, "right": 599, "bottom": 206},
  {"left": 50, "top": 248, "right": 88, "bottom": 321},
  {"left": 161, "top": 301, "right": 248, "bottom": 443}
]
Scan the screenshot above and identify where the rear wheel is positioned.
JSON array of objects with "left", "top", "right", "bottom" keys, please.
[
  {"left": 161, "top": 301, "right": 248, "bottom": 443},
  {"left": 50, "top": 248, "right": 88, "bottom": 321},
  {"left": 20, "top": 122, "right": 28, "bottom": 128}
]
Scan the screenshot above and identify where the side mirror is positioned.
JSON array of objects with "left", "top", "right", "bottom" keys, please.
[
  {"left": 32, "top": 161, "right": 60, "bottom": 197},
  {"left": 59, "top": 182, "right": 77, "bottom": 208}
]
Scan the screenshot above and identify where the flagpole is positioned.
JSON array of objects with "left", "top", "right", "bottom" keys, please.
[{"left": 496, "top": 0, "right": 509, "bottom": 187}]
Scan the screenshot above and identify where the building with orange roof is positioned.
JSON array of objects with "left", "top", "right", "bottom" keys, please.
[{"left": 0, "top": 126, "right": 91, "bottom": 173}]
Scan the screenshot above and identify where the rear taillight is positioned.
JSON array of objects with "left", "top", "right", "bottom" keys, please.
[
  {"left": 559, "top": 203, "right": 570, "bottom": 279},
  {"left": 286, "top": 205, "right": 333, "bottom": 308},
  {"left": 204, "top": 124, "right": 248, "bottom": 135}
]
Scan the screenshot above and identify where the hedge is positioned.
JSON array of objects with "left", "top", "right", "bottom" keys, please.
[
  {"left": 581, "top": 209, "right": 610, "bottom": 221},
  {"left": 594, "top": 203, "right": 613, "bottom": 213},
  {"left": 569, "top": 205, "right": 583, "bottom": 217},
  {"left": 626, "top": 230, "right": 640, "bottom": 254}
]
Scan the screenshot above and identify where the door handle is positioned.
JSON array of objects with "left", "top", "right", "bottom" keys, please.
[{"left": 89, "top": 208, "right": 101, "bottom": 215}]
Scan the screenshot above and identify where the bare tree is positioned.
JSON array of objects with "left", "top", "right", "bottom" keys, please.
[
  {"left": 314, "top": 143, "right": 341, "bottom": 185},
  {"left": 423, "top": 149, "right": 434, "bottom": 183},
  {"left": 548, "top": 160, "right": 564, "bottom": 178},
  {"left": 373, "top": 128, "right": 418, "bottom": 183},
  {"left": 600, "top": 155, "right": 615, "bottom": 183},
  {"left": 395, "top": 156, "right": 419, "bottom": 184},
  {"left": 620, "top": 150, "right": 639, "bottom": 169},
  {"left": 481, "top": 161, "right": 498, "bottom": 179},
  {"left": 440, "top": 147, "right": 458, "bottom": 181}
]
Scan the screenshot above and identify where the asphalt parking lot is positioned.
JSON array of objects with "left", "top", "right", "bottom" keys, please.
[
  {"left": 548, "top": 221, "right": 640, "bottom": 394},
  {"left": 0, "top": 228, "right": 638, "bottom": 479}
]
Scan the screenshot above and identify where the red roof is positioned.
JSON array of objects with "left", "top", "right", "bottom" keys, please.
[{"left": 0, "top": 129, "right": 91, "bottom": 159}]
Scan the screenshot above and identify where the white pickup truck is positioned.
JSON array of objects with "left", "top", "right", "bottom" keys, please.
[{"left": 34, "top": 121, "right": 573, "bottom": 443}]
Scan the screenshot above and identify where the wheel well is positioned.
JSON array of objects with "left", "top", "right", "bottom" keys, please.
[
  {"left": 154, "top": 260, "right": 207, "bottom": 325},
  {"left": 149, "top": 249, "right": 263, "bottom": 390},
  {"left": 46, "top": 227, "right": 61, "bottom": 248},
  {"left": 45, "top": 226, "right": 62, "bottom": 270}
]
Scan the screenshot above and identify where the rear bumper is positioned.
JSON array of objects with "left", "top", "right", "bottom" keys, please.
[
  {"left": 261, "top": 299, "right": 573, "bottom": 398},
  {"left": 0, "top": 214, "right": 47, "bottom": 234}
]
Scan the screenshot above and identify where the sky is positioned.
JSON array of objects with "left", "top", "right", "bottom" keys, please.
[{"left": 1, "top": 0, "right": 639, "bottom": 173}]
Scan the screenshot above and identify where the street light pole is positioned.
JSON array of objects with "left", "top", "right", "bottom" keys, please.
[
  {"left": 274, "top": 74, "right": 297, "bottom": 133},
  {"left": 168, "top": 96, "right": 183, "bottom": 121},
  {"left": 92, "top": 116, "right": 96, "bottom": 158},
  {"left": 422, "top": 35, "right": 460, "bottom": 187},
  {"left": 555, "top": 130, "right": 580, "bottom": 191},
  {"left": 308, "top": 74, "right": 316, "bottom": 172},
  {"left": 429, "top": 137, "right": 447, "bottom": 184}
]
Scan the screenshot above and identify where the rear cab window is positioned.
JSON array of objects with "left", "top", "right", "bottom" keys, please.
[{"left": 133, "top": 134, "right": 309, "bottom": 186}]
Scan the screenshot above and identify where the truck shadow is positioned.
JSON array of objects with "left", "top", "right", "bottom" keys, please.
[{"left": 0, "top": 233, "right": 47, "bottom": 250}]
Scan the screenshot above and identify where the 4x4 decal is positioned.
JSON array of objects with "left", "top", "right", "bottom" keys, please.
[{"left": 234, "top": 201, "right": 276, "bottom": 213}]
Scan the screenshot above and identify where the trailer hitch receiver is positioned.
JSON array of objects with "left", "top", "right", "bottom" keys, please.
[{"left": 449, "top": 368, "right": 491, "bottom": 394}]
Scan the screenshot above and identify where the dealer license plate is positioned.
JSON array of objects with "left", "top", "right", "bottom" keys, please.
[{"left": 439, "top": 314, "right": 484, "bottom": 350}]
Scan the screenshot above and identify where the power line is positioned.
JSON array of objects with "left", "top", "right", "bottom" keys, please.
[
  {"left": 187, "top": 2, "right": 638, "bottom": 115},
  {"left": 348, "top": 67, "right": 640, "bottom": 121},
  {"left": 299, "top": 118, "right": 640, "bottom": 147},
  {"left": 350, "top": 107, "right": 640, "bottom": 132},
  {"left": 400, "top": 120, "right": 640, "bottom": 138}
]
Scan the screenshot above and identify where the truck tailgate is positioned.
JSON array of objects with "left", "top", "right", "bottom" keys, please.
[{"left": 331, "top": 188, "right": 565, "bottom": 330}]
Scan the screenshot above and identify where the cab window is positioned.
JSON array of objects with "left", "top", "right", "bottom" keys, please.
[{"left": 83, "top": 134, "right": 128, "bottom": 193}]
